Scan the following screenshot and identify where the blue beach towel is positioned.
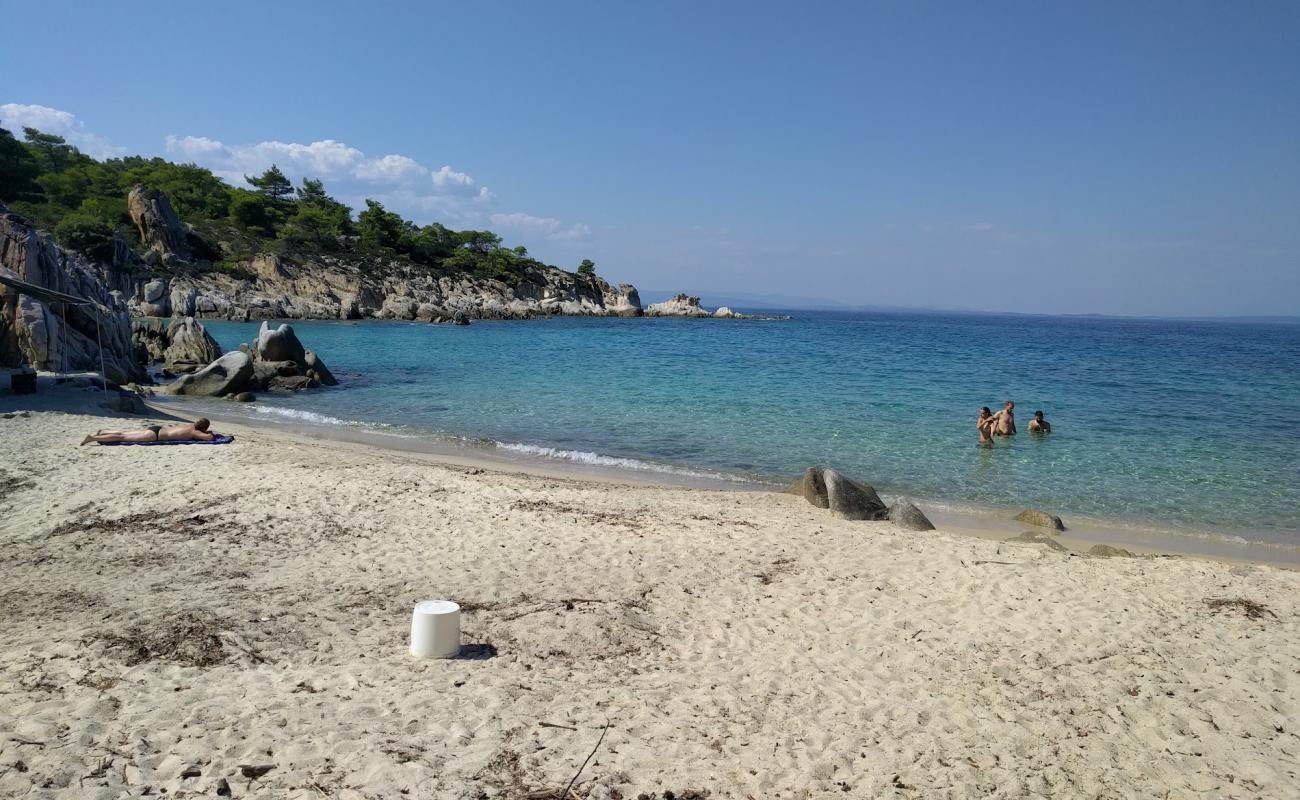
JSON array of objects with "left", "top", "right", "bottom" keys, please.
[{"left": 99, "top": 434, "right": 235, "bottom": 446}]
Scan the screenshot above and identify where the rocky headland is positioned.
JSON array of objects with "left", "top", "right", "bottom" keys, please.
[{"left": 1, "top": 204, "right": 141, "bottom": 384}]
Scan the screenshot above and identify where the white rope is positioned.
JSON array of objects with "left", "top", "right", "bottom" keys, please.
[{"left": 94, "top": 304, "right": 107, "bottom": 392}]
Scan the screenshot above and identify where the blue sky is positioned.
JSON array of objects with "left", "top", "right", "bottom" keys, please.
[{"left": 3, "top": 1, "right": 1297, "bottom": 316}]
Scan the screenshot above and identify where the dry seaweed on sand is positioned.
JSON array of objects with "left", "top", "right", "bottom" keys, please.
[
  {"left": 1204, "top": 597, "right": 1277, "bottom": 620},
  {"left": 97, "top": 611, "right": 242, "bottom": 667}
]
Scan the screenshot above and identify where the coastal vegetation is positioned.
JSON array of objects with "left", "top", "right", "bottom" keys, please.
[{"left": 0, "top": 125, "right": 596, "bottom": 284}]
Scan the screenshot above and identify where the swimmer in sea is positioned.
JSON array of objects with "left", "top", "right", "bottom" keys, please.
[
  {"left": 977, "top": 406, "right": 996, "bottom": 445},
  {"left": 992, "top": 400, "right": 1017, "bottom": 436}
]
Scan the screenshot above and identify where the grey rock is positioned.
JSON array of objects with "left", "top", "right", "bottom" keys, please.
[
  {"left": 143, "top": 279, "right": 168, "bottom": 303},
  {"left": 254, "top": 322, "right": 307, "bottom": 364},
  {"left": 161, "top": 351, "right": 254, "bottom": 397},
  {"left": 269, "top": 374, "right": 316, "bottom": 391},
  {"left": 788, "top": 466, "right": 829, "bottom": 509},
  {"left": 127, "top": 185, "right": 190, "bottom": 262},
  {"left": 231, "top": 391, "right": 255, "bottom": 402},
  {"left": 888, "top": 501, "right": 936, "bottom": 531},
  {"left": 163, "top": 317, "right": 222, "bottom": 373},
  {"left": 304, "top": 350, "right": 337, "bottom": 386},
  {"left": 1016, "top": 508, "right": 1066, "bottom": 531},
  {"left": 645, "top": 293, "right": 713, "bottom": 317},
  {"left": 823, "top": 468, "right": 889, "bottom": 520},
  {"left": 1088, "top": 544, "right": 1136, "bottom": 558},
  {"left": 0, "top": 203, "right": 142, "bottom": 384}
]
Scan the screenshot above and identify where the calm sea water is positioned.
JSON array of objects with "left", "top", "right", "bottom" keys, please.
[{"left": 170, "top": 312, "right": 1300, "bottom": 544}]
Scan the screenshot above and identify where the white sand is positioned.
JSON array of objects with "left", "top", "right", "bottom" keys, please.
[{"left": 1, "top": 400, "right": 1297, "bottom": 799}]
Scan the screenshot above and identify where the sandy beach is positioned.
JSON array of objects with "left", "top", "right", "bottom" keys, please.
[{"left": 1, "top": 392, "right": 1298, "bottom": 799}]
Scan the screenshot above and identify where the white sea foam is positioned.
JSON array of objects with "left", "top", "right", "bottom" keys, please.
[
  {"left": 250, "top": 406, "right": 355, "bottom": 426},
  {"left": 494, "top": 441, "right": 758, "bottom": 484}
]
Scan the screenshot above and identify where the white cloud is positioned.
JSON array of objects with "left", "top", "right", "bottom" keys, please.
[
  {"left": 547, "top": 222, "right": 593, "bottom": 242},
  {"left": 0, "top": 102, "right": 125, "bottom": 159},
  {"left": 166, "top": 135, "right": 366, "bottom": 180},
  {"left": 355, "top": 154, "right": 426, "bottom": 183},
  {"left": 491, "top": 212, "right": 592, "bottom": 243},
  {"left": 491, "top": 211, "right": 562, "bottom": 234},
  {"left": 432, "top": 165, "right": 475, "bottom": 189}
]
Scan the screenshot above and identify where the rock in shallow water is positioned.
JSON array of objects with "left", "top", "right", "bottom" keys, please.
[
  {"left": 162, "top": 317, "right": 222, "bottom": 374},
  {"left": 161, "top": 351, "right": 254, "bottom": 397},
  {"left": 254, "top": 322, "right": 308, "bottom": 364},
  {"left": 1016, "top": 508, "right": 1066, "bottom": 531}
]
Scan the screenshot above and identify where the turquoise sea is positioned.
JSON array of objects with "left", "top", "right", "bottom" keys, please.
[{"left": 164, "top": 312, "right": 1300, "bottom": 546}]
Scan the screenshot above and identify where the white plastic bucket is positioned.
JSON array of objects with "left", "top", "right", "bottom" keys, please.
[{"left": 410, "top": 600, "right": 461, "bottom": 659}]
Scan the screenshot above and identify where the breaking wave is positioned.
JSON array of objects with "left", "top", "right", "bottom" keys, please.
[{"left": 493, "top": 441, "right": 759, "bottom": 484}]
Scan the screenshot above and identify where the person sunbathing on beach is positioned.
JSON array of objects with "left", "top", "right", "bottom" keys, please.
[
  {"left": 1028, "top": 410, "right": 1051, "bottom": 433},
  {"left": 80, "top": 418, "right": 213, "bottom": 446},
  {"left": 992, "top": 400, "right": 1017, "bottom": 436},
  {"left": 977, "top": 406, "right": 996, "bottom": 445}
]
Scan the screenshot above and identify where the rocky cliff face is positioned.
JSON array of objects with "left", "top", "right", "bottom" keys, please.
[
  {"left": 0, "top": 203, "right": 142, "bottom": 384},
  {"left": 132, "top": 254, "right": 644, "bottom": 322},
  {"left": 128, "top": 184, "right": 191, "bottom": 266}
]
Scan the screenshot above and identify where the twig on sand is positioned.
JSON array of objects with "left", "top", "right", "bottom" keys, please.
[
  {"left": 970, "top": 560, "right": 1017, "bottom": 565},
  {"left": 540, "top": 721, "right": 578, "bottom": 731},
  {"left": 557, "top": 719, "right": 610, "bottom": 800}
]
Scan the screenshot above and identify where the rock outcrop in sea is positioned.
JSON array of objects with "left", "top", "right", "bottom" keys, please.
[
  {"left": 0, "top": 202, "right": 141, "bottom": 384},
  {"left": 645, "top": 293, "right": 789, "bottom": 320},
  {"left": 158, "top": 322, "right": 337, "bottom": 398},
  {"left": 645, "top": 294, "right": 713, "bottom": 318}
]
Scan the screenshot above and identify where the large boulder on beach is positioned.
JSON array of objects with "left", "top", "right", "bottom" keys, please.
[
  {"left": 163, "top": 317, "right": 222, "bottom": 373},
  {"left": 824, "top": 469, "right": 889, "bottom": 520},
  {"left": 789, "top": 467, "right": 888, "bottom": 521},
  {"left": 1016, "top": 508, "right": 1066, "bottom": 531},
  {"left": 889, "top": 501, "right": 936, "bottom": 531},
  {"left": 254, "top": 321, "right": 307, "bottom": 364},
  {"left": 161, "top": 351, "right": 254, "bottom": 397},
  {"left": 788, "top": 467, "right": 829, "bottom": 509}
]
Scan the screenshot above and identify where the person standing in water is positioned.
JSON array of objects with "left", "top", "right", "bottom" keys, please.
[
  {"left": 992, "top": 400, "right": 1017, "bottom": 436},
  {"left": 1028, "top": 410, "right": 1051, "bottom": 433},
  {"left": 977, "top": 406, "right": 996, "bottom": 445}
]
